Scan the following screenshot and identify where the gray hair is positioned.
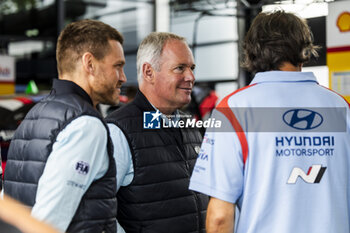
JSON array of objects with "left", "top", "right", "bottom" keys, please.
[{"left": 136, "top": 32, "right": 186, "bottom": 83}]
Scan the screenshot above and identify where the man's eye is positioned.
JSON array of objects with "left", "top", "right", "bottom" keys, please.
[
  {"left": 175, "top": 66, "right": 184, "bottom": 71},
  {"left": 114, "top": 63, "right": 124, "bottom": 68}
]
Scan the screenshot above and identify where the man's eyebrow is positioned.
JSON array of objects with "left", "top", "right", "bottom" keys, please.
[
  {"left": 177, "top": 63, "right": 195, "bottom": 68},
  {"left": 115, "top": 60, "right": 125, "bottom": 65}
]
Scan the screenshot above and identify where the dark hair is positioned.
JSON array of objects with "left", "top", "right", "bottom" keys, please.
[
  {"left": 56, "top": 19, "right": 124, "bottom": 75},
  {"left": 242, "top": 11, "right": 319, "bottom": 74}
]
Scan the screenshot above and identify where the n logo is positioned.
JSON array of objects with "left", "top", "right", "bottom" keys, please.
[{"left": 287, "top": 165, "right": 327, "bottom": 184}]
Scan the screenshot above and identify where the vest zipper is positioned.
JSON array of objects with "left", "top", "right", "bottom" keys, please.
[
  {"left": 172, "top": 128, "right": 203, "bottom": 232},
  {"left": 192, "top": 190, "right": 202, "bottom": 232}
]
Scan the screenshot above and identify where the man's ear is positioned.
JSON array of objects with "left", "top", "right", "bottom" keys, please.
[
  {"left": 82, "top": 52, "right": 94, "bottom": 75},
  {"left": 142, "top": 62, "right": 155, "bottom": 84}
]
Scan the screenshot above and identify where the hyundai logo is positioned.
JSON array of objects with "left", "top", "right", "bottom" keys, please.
[{"left": 283, "top": 109, "right": 323, "bottom": 130}]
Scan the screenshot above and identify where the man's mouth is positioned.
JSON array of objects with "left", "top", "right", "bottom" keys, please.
[{"left": 179, "top": 87, "right": 192, "bottom": 91}]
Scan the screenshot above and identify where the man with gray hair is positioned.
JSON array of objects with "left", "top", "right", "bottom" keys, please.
[{"left": 106, "top": 32, "right": 208, "bottom": 233}]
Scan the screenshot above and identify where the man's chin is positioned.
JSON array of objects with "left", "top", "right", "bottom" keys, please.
[{"left": 177, "top": 97, "right": 191, "bottom": 108}]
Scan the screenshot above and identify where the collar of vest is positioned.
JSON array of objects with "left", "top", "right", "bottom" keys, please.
[
  {"left": 52, "top": 79, "right": 93, "bottom": 106},
  {"left": 132, "top": 90, "right": 157, "bottom": 112}
]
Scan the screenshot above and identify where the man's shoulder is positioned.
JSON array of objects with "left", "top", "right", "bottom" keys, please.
[
  {"left": 23, "top": 93, "right": 101, "bottom": 128},
  {"left": 50, "top": 93, "right": 95, "bottom": 112},
  {"left": 106, "top": 102, "right": 142, "bottom": 123},
  {"left": 216, "top": 84, "right": 258, "bottom": 109},
  {"left": 29, "top": 92, "right": 89, "bottom": 111}
]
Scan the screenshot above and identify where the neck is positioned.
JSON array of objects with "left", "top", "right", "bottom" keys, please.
[
  {"left": 157, "top": 107, "right": 176, "bottom": 116},
  {"left": 59, "top": 73, "right": 97, "bottom": 108},
  {"left": 140, "top": 86, "right": 176, "bottom": 115},
  {"left": 279, "top": 62, "right": 302, "bottom": 71}
]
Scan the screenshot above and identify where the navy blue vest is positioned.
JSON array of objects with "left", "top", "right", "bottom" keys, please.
[{"left": 107, "top": 91, "right": 208, "bottom": 233}]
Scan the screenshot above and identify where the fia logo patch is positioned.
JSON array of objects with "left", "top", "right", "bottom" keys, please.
[{"left": 75, "top": 161, "right": 89, "bottom": 175}]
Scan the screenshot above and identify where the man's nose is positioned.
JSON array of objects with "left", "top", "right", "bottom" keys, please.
[
  {"left": 120, "top": 70, "right": 127, "bottom": 83},
  {"left": 184, "top": 68, "right": 195, "bottom": 83}
]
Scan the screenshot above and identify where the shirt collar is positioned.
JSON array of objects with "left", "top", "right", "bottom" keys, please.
[
  {"left": 250, "top": 71, "right": 318, "bottom": 85},
  {"left": 52, "top": 79, "right": 93, "bottom": 106}
]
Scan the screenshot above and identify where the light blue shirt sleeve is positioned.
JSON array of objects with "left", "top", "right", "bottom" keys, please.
[
  {"left": 107, "top": 123, "right": 134, "bottom": 233},
  {"left": 31, "top": 116, "right": 109, "bottom": 232},
  {"left": 107, "top": 123, "right": 134, "bottom": 190},
  {"left": 189, "top": 109, "right": 244, "bottom": 203}
]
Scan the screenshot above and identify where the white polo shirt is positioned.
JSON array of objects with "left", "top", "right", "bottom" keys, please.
[{"left": 190, "top": 71, "right": 350, "bottom": 233}]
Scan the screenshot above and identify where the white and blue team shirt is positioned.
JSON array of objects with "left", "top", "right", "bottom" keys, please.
[
  {"left": 31, "top": 116, "right": 109, "bottom": 232},
  {"left": 190, "top": 71, "right": 350, "bottom": 233}
]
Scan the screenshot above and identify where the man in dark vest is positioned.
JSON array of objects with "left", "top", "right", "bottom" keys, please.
[
  {"left": 4, "top": 19, "right": 126, "bottom": 233},
  {"left": 106, "top": 32, "right": 208, "bottom": 233}
]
